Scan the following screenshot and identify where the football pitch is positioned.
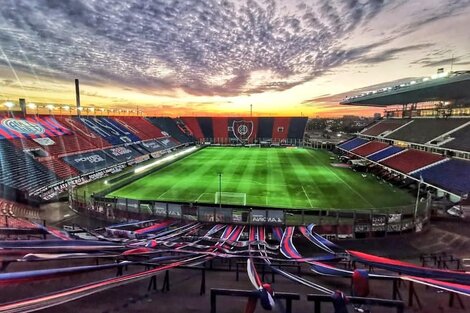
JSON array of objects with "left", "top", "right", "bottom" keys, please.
[{"left": 108, "top": 147, "right": 414, "bottom": 211}]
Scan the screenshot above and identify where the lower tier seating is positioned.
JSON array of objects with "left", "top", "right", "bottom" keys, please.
[
  {"left": 412, "top": 159, "right": 470, "bottom": 195},
  {"left": 0, "top": 140, "right": 57, "bottom": 192},
  {"left": 351, "top": 141, "right": 389, "bottom": 156},
  {"left": 337, "top": 137, "right": 369, "bottom": 151}
]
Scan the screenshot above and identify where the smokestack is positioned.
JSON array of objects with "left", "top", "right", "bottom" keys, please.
[
  {"left": 19, "top": 98, "right": 26, "bottom": 115},
  {"left": 75, "top": 78, "right": 81, "bottom": 116}
]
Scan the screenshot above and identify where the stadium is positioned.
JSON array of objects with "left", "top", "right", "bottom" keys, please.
[{"left": 1, "top": 1, "right": 470, "bottom": 313}]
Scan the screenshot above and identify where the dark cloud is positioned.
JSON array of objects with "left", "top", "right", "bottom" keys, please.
[
  {"left": 0, "top": 0, "right": 468, "bottom": 98},
  {"left": 358, "top": 43, "right": 434, "bottom": 64},
  {"left": 411, "top": 55, "right": 470, "bottom": 68}
]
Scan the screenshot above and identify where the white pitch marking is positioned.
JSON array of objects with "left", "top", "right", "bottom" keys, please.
[{"left": 301, "top": 185, "right": 314, "bottom": 208}]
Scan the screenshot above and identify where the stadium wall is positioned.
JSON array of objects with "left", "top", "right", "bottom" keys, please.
[{"left": 72, "top": 194, "right": 426, "bottom": 239}]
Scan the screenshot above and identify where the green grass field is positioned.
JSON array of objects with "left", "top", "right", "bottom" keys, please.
[{"left": 107, "top": 147, "right": 414, "bottom": 211}]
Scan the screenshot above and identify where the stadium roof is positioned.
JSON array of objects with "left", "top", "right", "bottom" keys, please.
[{"left": 340, "top": 71, "right": 470, "bottom": 106}]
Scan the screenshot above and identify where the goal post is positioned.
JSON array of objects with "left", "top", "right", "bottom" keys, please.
[{"left": 215, "top": 192, "right": 247, "bottom": 206}]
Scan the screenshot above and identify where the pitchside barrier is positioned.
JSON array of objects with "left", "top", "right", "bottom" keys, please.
[{"left": 70, "top": 190, "right": 430, "bottom": 239}]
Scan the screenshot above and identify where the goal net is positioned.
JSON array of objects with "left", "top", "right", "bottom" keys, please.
[{"left": 215, "top": 192, "right": 247, "bottom": 206}]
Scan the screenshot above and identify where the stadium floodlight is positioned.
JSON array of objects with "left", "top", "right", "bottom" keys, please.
[
  {"left": 27, "top": 102, "right": 36, "bottom": 109},
  {"left": 3, "top": 101, "right": 14, "bottom": 109},
  {"left": 62, "top": 105, "right": 70, "bottom": 111},
  {"left": 46, "top": 104, "right": 55, "bottom": 110},
  {"left": 134, "top": 146, "right": 198, "bottom": 173},
  {"left": 423, "top": 77, "right": 430, "bottom": 82},
  {"left": 431, "top": 72, "right": 448, "bottom": 80},
  {"left": 410, "top": 80, "right": 416, "bottom": 85}
]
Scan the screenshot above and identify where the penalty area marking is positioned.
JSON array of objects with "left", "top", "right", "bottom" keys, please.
[
  {"left": 194, "top": 192, "right": 211, "bottom": 202},
  {"left": 301, "top": 185, "right": 314, "bottom": 208}
]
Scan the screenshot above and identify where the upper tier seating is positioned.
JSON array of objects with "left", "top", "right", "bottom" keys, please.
[
  {"left": 386, "top": 118, "right": 469, "bottom": 144},
  {"left": 287, "top": 117, "right": 308, "bottom": 139},
  {"left": 0, "top": 140, "right": 57, "bottom": 192},
  {"left": 337, "top": 137, "right": 369, "bottom": 151},
  {"left": 271, "top": 117, "right": 290, "bottom": 142},
  {"left": 180, "top": 117, "right": 307, "bottom": 143},
  {"left": 227, "top": 118, "right": 259, "bottom": 143},
  {"left": 146, "top": 117, "right": 193, "bottom": 143},
  {"left": 367, "top": 146, "right": 404, "bottom": 162},
  {"left": 55, "top": 116, "right": 112, "bottom": 149},
  {"left": 351, "top": 141, "right": 389, "bottom": 156},
  {"left": 76, "top": 117, "right": 142, "bottom": 145},
  {"left": 441, "top": 124, "right": 470, "bottom": 152},
  {"left": 380, "top": 149, "right": 446, "bottom": 174},
  {"left": 412, "top": 159, "right": 470, "bottom": 195},
  {"left": 180, "top": 117, "right": 205, "bottom": 139},
  {"left": 361, "top": 119, "right": 409, "bottom": 136},
  {"left": 112, "top": 117, "right": 166, "bottom": 140},
  {"left": 212, "top": 117, "right": 229, "bottom": 142},
  {"left": 1, "top": 115, "right": 99, "bottom": 156}
]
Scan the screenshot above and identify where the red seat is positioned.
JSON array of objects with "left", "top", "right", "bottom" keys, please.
[{"left": 381, "top": 149, "right": 445, "bottom": 173}]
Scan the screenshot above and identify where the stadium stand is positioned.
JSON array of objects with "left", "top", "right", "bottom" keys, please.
[
  {"left": 385, "top": 118, "right": 469, "bottom": 144},
  {"left": 113, "top": 117, "right": 166, "bottom": 140},
  {"left": 103, "top": 146, "right": 143, "bottom": 163},
  {"left": 55, "top": 116, "right": 112, "bottom": 149},
  {"left": 0, "top": 198, "right": 40, "bottom": 220},
  {"left": 62, "top": 150, "right": 118, "bottom": 174},
  {"left": 179, "top": 117, "right": 306, "bottom": 143},
  {"left": 140, "top": 139, "right": 164, "bottom": 153},
  {"left": 258, "top": 117, "right": 274, "bottom": 140},
  {"left": 367, "top": 146, "right": 404, "bottom": 162},
  {"left": 361, "top": 119, "right": 409, "bottom": 136},
  {"left": 380, "top": 149, "right": 446, "bottom": 174},
  {"left": 0, "top": 140, "right": 57, "bottom": 192},
  {"left": 227, "top": 117, "right": 258, "bottom": 143},
  {"left": 40, "top": 158, "right": 80, "bottom": 179},
  {"left": 146, "top": 117, "right": 193, "bottom": 143},
  {"left": 197, "top": 117, "right": 214, "bottom": 139},
  {"left": 158, "top": 138, "right": 178, "bottom": 149},
  {"left": 180, "top": 117, "right": 205, "bottom": 140},
  {"left": 412, "top": 159, "right": 470, "bottom": 195},
  {"left": 441, "top": 124, "right": 470, "bottom": 152},
  {"left": 212, "top": 117, "right": 229, "bottom": 142},
  {"left": 350, "top": 141, "right": 389, "bottom": 157},
  {"left": 337, "top": 137, "right": 369, "bottom": 151},
  {"left": 287, "top": 117, "right": 308, "bottom": 139},
  {"left": 272, "top": 117, "right": 290, "bottom": 142},
  {"left": 77, "top": 117, "right": 142, "bottom": 145}
]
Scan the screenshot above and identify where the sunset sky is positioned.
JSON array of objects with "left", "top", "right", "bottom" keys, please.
[{"left": 1, "top": 0, "right": 470, "bottom": 117}]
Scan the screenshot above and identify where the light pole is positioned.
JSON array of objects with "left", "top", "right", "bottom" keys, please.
[
  {"left": 414, "top": 175, "right": 423, "bottom": 222},
  {"left": 218, "top": 173, "right": 222, "bottom": 208}
]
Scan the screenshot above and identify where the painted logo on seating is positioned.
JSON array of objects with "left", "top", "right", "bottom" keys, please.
[
  {"left": 229, "top": 120, "right": 253, "bottom": 142},
  {"left": 1, "top": 118, "right": 45, "bottom": 135}
]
